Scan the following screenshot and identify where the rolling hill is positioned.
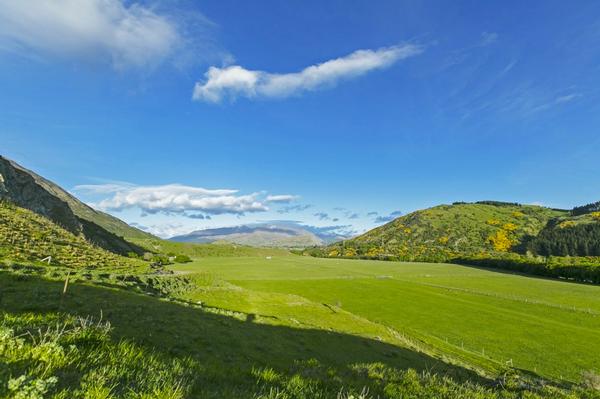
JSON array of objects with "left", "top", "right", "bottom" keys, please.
[
  {"left": 0, "top": 155, "right": 153, "bottom": 255},
  {"left": 314, "top": 201, "right": 570, "bottom": 261},
  {"left": 170, "top": 221, "right": 348, "bottom": 248}
]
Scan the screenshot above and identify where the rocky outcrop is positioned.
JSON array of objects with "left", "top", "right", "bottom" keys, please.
[{"left": 0, "top": 156, "right": 81, "bottom": 234}]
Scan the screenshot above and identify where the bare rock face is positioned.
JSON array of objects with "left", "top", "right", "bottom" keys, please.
[
  {"left": 0, "top": 172, "right": 7, "bottom": 193},
  {"left": 0, "top": 156, "right": 82, "bottom": 234}
]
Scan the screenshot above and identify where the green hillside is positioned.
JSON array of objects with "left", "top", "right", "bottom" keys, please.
[
  {"left": 315, "top": 202, "right": 567, "bottom": 261},
  {"left": 0, "top": 156, "right": 153, "bottom": 256},
  {"left": 0, "top": 155, "right": 152, "bottom": 241},
  {"left": 526, "top": 212, "right": 600, "bottom": 256},
  {"left": 130, "top": 236, "right": 291, "bottom": 258},
  {"left": 0, "top": 201, "right": 146, "bottom": 271}
]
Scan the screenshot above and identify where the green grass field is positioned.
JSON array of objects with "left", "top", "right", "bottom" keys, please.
[
  {"left": 170, "top": 256, "right": 600, "bottom": 383},
  {"left": 3, "top": 254, "right": 600, "bottom": 397}
]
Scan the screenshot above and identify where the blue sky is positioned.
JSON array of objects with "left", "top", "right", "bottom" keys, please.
[{"left": 1, "top": 0, "right": 600, "bottom": 238}]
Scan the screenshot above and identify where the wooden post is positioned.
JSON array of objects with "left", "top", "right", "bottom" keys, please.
[{"left": 63, "top": 271, "right": 71, "bottom": 295}]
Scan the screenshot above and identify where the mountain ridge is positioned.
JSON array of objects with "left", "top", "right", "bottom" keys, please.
[{"left": 170, "top": 221, "right": 348, "bottom": 248}]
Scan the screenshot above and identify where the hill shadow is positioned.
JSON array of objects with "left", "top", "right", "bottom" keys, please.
[{"left": 0, "top": 273, "right": 491, "bottom": 395}]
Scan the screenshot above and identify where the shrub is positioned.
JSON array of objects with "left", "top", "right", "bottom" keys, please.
[{"left": 174, "top": 254, "right": 192, "bottom": 263}]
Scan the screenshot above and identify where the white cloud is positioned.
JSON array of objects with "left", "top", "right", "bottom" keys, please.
[
  {"left": 555, "top": 93, "right": 581, "bottom": 104},
  {"left": 193, "top": 44, "right": 423, "bottom": 102},
  {"left": 277, "top": 204, "right": 312, "bottom": 214},
  {"left": 0, "top": 0, "right": 181, "bottom": 68},
  {"left": 130, "top": 222, "right": 193, "bottom": 239},
  {"left": 74, "top": 183, "right": 301, "bottom": 217},
  {"left": 480, "top": 32, "right": 499, "bottom": 46},
  {"left": 266, "top": 194, "right": 299, "bottom": 203}
]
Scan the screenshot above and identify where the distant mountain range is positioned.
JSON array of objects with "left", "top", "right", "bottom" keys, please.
[{"left": 169, "top": 221, "right": 350, "bottom": 248}]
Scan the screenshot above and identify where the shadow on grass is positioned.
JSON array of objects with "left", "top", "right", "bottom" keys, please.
[{"left": 0, "top": 273, "right": 490, "bottom": 396}]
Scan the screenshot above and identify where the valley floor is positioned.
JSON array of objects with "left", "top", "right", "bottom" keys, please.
[
  {"left": 2, "top": 255, "right": 600, "bottom": 398},
  {"left": 171, "top": 256, "right": 600, "bottom": 383}
]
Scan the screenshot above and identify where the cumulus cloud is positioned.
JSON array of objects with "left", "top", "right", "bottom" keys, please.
[
  {"left": 374, "top": 210, "right": 402, "bottom": 224},
  {"left": 74, "top": 183, "right": 297, "bottom": 216},
  {"left": 130, "top": 222, "right": 193, "bottom": 239},
  {"left": 0, "top": 0, "right": 182, "bottom": 68},
  {"left": 193, "top": 44, "right": 423, "bottom": 102}
]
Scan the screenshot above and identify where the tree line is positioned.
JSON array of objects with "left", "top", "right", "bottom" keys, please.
[{"left": 527, "top": 223, "right": 600, "bottom": 256}]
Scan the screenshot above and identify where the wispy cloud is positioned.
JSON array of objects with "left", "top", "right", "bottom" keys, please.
[
  {"left": 277, "top": 204, "right": 312, "bottom": 214},
  {"left": 192, "top": 44, "right": 423, "bottom": 102},
  {"left": 0, "top": 0, "right": 212, "bottom": 69},
  {"left": 522, "top": 91, "right": 583, "bottom": 114},
  {"left": 266, "top": 194, "right": 299, "bottom": 203},
  {"left": 313, "top": 212, "right": 330, "bottom": 221},
  {"left": 479, "top": 32, "right": 499, "bottom": 46},
  {"left": 374, "top": 210, "right": 402, "bottom": 224},
  {"left": 554, "top": 93, "right": 582, "bottom": 104},
  {"left": 74, "top": 183, "right": 297, "bottom": 217}
]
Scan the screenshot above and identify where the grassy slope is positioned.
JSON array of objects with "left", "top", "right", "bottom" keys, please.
[
  {"left": 0, "top": 202, "right": 146, "bottom": 272},
  {"left": 2, "top": 255, "right": 599, "bottom": 397},
  {"left": 323, "top": 203, "right": 567, "bottom": 260},
  {"left": 1, "top": 272, "right": 515, "bottom": 399},
  {"left": 171, "top": 256, "right": 600, "bottom": 383},
  {"left": 130, "top": 237, "right": 291, "bottom": 258}
]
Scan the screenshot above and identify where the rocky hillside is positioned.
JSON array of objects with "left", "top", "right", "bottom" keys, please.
[{"left": 0, "top": 156, "right": 152, "bottom": 255}]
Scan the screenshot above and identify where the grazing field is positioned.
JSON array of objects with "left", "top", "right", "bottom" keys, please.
[{"left": 171, "top": 256, "right": 600, "bottom": 383}]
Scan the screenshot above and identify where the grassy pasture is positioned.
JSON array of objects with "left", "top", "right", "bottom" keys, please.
[
  {"left": 0, "top": 272, "right": 499, "bottom": 398},
  {"left": 171, "top": 256, "right": 600, "bottom": 383}
]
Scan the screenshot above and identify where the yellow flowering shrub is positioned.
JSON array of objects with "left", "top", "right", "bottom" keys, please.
[
  {"left": 502, "top": 223, "right": 518, "bottom": 231},
  {"left": 488, "top": 230, "right": 513, "bottom": 252}
]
